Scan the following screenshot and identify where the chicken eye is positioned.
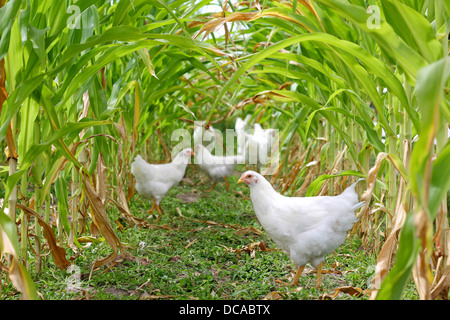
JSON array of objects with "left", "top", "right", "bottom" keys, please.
[{"left": 247, "top": 174, "right": 252, "bottom": 178}]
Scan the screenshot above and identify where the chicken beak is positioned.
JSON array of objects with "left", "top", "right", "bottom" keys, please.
[{"left": 237, "top": 178, "right": 244, "bottom": 184}]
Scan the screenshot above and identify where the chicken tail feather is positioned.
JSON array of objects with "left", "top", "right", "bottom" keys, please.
[
  {"left": 342, "top": 178, "right": 365, "bottom": 194},
  {"left": 339, "top": 178, "right": 365, "bottom": 208},
  {"left": 352, "top": 201, "right": 365, "bottom": 211},
  {"left": 131, "top": 155, "right": 146, "bottom": 176}
]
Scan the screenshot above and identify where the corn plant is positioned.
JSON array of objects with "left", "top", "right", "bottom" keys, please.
[{"left": 0, "top": 0, "right": 449, "bottom": 300}]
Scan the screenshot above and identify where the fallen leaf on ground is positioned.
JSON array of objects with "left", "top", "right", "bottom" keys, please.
[
  {"left": 181, "top": 177, "right": 195, "bottom": 185},
  {"left": 235, "top": 226, "right": 262, "bottom": 235},
  {"left": 177, "top": 192, "right": 200, "bottom": 203},
  {"left": 168, "top": 255, "right": 182, "bottom": 262},
  {"left": 321, "top": 286, "right": 372, "bottom": 300},
  {"left": 176, "top": 207, "right": 262, "bottom": 233},
  {"left": 221, "top": 241, "right": 279, "bottom": 258},
  {"left": 185, "top": 238, "right": 198, "bottom": 249},
  {"left": 264, "top": 291, "right": 284, "bottom": 300},
  {"left": 139, "top": 293, "right": 179, "bottom": 300}
]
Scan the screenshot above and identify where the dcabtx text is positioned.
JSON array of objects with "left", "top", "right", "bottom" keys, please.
[{"left": 179, "top": 303, "right": 270, "bottom": 317}]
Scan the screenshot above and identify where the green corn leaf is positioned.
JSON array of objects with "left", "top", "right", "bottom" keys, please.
[
  {"left": 315, "top": 0, "right": 427, "bottom": 81},
  {"left": 382, "top": 0, "right": 442, "bottom": 63},
  {"left": 305, "top": 171, "right": 366, "bottom": 197},
  {"left": 55, "top": 175, "right": 72, "bottom": 235},
  {"left": 0, "top": 0, "right": 23, "bottom": 60},
  {"left": 428, "top": 141, "right": 450, "bottom": 219},
  {"left": 409, "top": 57, "right": 450, "bottom": 208},
  {"left": 212, "top": 32, "right": 418, "bottom": 131}
]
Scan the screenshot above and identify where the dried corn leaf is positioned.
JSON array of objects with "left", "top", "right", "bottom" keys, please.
[
  {"left": 82, "top": 173, "right": 122, "bottom": 269},
  {"left": 431, "top": 265, "right": 450, "bottom": 299},
  {"left": 369, "top": 184, "right": 407, "bottom": 299},
  {"left": 298, "top": 0, "right": 323, "bottom": 29},
  {"left": 193, "top": 11, "right": 261, "bottom": 39},
  {"left": 8, "top": 257, "right": 37, "bottom": 300},
  {"left": 193, "top": 4, "right": 320, "bottom": 40},
  {"left": 17, "top": 203, "right": 71, "bottom": 270},
  {"left": 358, "top": 152, "right": 387, "bottom": 220},
  {"left": 358, "top": 152, "right": 408, "bottom": 220},
  {"left": 0, "top": 207, "right": 37, "bottom": 299}
]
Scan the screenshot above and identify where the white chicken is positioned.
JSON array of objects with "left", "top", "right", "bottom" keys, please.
[
  {"left": 131, "top": 148, "right": 194, "bottom": 220},
  {"left": 193, "top": 121, "right": 218, "bottom": 152},
  {"left": 238, "top": 171, "right": 365, "bottom": 287},
  {"left": 235, "top": 115, "right": 251, "bottom": 155},
  {"left": 243, "top": 124, "right": 276, "bottom": 171},
  {"left": 194, "top": 144, "right": 244, "bottom": 192}
]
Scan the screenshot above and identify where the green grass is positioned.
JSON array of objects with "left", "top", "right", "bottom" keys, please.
[{"left": 2, "top": 166, "right": 419, "bottom": 300}]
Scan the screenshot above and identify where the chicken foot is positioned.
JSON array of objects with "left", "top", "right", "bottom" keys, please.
[
  {"left": 275, "top": 265, "right": 305, "bottom": 287},
  {"left": 292, "top": 265, "right": 305, "bottom": 286},
  {"left": 293, "top": 263, "right": 324, "bottom": 288},
  {"left": 276, "top": 263, "right": 323, "bottom": 288},
  {"left": 205, "top": 177, "right": 230, "bottom": 192},
  {"left": 148, "top": 199, "right": 165, "bottom": 223},
  {"left": 154, "top": 204, "right": 164, "bottom": 223},
  {"left": 315, "top": 262, "right": 323, "bottom": 288}
]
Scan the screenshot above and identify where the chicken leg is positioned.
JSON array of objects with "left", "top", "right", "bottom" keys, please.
[
  {"left": 224, "top": 175, "right": 230, "bottom": 191},
  {"left": 205, "top": 182, "right": 217, "bottom": 193},
  {"left": 148, "top": 198, "right": 156, "bottom": 214},
  {"left": 315, "top": 262, "right": 323, "bottom": 288},
  {"left": 290, "top": 263, "right": 323, "bottom": 288},
  {"left": 275, "top": 265, "right": 305, "bottom": 287},
  {"left": 292, "top": 265, "right": 305, "bottom": 286}
]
